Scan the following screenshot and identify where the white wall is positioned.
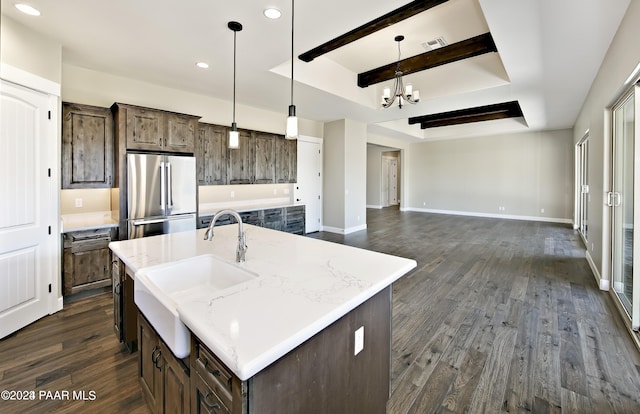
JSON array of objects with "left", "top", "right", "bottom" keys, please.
[
  {"left": 573, "top": 0, "right": 640, "bottom": 288},
  {"left": 324, "top": 119, "right": 367, "bottom": 233},
  {"left": 405, "top": 129, "right": 574, "bottom": 222}
]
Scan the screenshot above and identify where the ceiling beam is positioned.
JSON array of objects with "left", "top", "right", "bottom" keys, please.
[
  {"left": 357, "top": 33, "right": 497, "bottom": 88},
  {"left": 408, "top": 101, "right": 523, "bottom": 129},
  {"left": 298, "top": 0, "right": 449, "bottom": 63}
]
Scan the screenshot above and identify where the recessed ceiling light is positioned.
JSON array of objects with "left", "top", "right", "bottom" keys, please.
[
  {"left": 15, "top": 3, "right": 41, "bottom": 16},
  {"left": 264, "top": 8, "right": 281, "bottom": 19},
  {"left": 196, "top": 62, "right": 209, "bottom": 69}
]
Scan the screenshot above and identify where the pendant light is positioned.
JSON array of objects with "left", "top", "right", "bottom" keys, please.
[
  {"left": 228, "top": 21, "right": 243, "bottom": 149},
  {"left": 285, "top": 0, "right": 299, "bottom": 140}
]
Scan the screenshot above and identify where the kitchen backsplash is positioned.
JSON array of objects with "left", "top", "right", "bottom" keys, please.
[{"left": 60, "top": 188, "right": 112, "bottom": 214}]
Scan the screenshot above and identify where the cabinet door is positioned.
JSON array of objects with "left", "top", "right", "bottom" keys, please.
[
  {"left": 139, "top": 314, "right": 162, "bottom": 412},
  {"left": 126, "top": 106, "right": 164, "bottom": 151},
  {"left": 198, "top": 124, "right": 227, "bottom": 185},
  {"left": 161, "top": 342, "right": 190, "bottom": 414},
  {"left": 253, "top": 132, "right": 276, "bottom": 184},
  {"left": 276, "top": 138, "right": 297, "bottom": 183},
  {"left": 227, "top": 130, "right": 253, "bottom": 184},
  {"left": 166, "top": 113, "right": 196, "bottom": 153},
  {"left": 262, "top": 208, "right": 283, "bottom": 231},
  {"left": 62, "top": 103, "right": 114, "bottom": 188}
]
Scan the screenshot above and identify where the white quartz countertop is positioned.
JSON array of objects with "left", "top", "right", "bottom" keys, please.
[
  {"left": 109, "top": 225, "right": 416, "bottom": 380},
  {"left": 60, "top": 211, "right": 118, "bottom": 233}
]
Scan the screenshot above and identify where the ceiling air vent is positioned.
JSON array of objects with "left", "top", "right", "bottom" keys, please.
[{"left": 421, "top": 37, "right": 447, "bottom": 51}]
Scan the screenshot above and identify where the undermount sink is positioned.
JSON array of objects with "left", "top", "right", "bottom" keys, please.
[{"left": 134, "top": 254, "right": 257, "bottom": 358}]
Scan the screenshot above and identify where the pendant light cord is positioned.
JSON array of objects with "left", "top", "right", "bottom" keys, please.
[
  {"left": 233, "top": 29, "right": 237, "bottom": 124},
  {"left": 290, "top": 0, "right": 295, "bottom": 106}
]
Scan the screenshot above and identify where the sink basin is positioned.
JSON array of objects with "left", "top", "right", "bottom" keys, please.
[{"left": 134, "top": 254, "right": 257, "bottom": 358}]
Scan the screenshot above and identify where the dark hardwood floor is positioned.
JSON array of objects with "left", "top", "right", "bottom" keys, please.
[{"left": 2, "top": 207, "right": 640, "bottom": 413}]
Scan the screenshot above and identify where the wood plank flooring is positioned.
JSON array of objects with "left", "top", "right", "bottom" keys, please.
[
  {"left": 2, "top": 207, "right": 640, "bottom": 413},
  {"left": 309, "top": 207, "right": 640, "bottom": 413}
]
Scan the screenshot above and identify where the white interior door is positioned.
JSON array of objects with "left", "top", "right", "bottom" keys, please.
[
  {"left": 295, "top": 137, "right": 323, "bottom": 233},
  {"left": 381, "top": 158, "right": 389, "bottom": 207},
  {"left": 0, "top": 78, "right": 57, "bottom": 338},
  {"left": 389, "top": 159, "right": 398, "bottom": 205}
]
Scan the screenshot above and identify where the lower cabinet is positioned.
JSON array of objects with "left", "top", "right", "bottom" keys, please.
[
  {"left": 197, "top": 206, "right": 305, "bottom": 235},
  {"left": 63, "top": 228, "right": 115, "bottom": 295},
  {"left": 138, "top": 312, "right": 190, "bottom": 414},
  {"left": 111, "top": 254, "right": 138, "bottom": 352}
]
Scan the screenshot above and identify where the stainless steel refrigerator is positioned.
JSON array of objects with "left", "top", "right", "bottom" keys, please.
[{"left": 127, "top": 153, "right": 197, "bottom": 239}]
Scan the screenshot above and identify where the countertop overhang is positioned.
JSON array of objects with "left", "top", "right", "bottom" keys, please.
[{"left": 109, "top": 225, "right": 417, "bottom": 380}]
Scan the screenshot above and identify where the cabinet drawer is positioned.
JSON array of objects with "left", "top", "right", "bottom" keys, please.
[
  {"left": 194, "top": 342, "right": 233, "bottom": 409},
  {"left": 193, "top": 371, "right": 231, "bottom": 414}
]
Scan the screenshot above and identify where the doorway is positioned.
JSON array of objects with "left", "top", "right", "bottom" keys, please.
[
  {"left": 382, "top": 156, "right": 398, "bottom": 207},
  {"left": 295, "top": 136, "right": 323, "bottom": 233},
  {"left": 576, "top": 133, "right": 589, "bottom": 243},
  {"left": 610, "top": 84, "right": 640, "bottom": 329}
]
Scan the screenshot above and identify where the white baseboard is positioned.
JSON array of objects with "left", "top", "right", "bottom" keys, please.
[
  {"left": 404, "top": 207, "right": 573, "bottom": 224},
  {"left": 585, "top": 250, "right": 608, "bottom": 290},
  {"left": 322, "top": 224, "right": 367, "bottom": 235},
  {"left": 366, "top": 205, "right": 383, "bottom": 209}
]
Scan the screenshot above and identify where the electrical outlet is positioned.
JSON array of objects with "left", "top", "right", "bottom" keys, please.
[
  {"left": 354, "top": 326, "right": 364, "bottom": 356},
  {"left": 75, "top": 198, "right": 83, "bottom": 208},
  {"left": 540, "top": 208, "right": 545, "bottom": 213},
  {"left": 273, "top": 189, "right": 277, "bottom": 195},
  {"left": 230, "top": 191, "right": 235, "bottom": 198}
]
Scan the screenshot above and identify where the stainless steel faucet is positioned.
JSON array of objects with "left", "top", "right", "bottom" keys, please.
[{"left": 204, "top": 209, "right": 248, "bottom": 262}]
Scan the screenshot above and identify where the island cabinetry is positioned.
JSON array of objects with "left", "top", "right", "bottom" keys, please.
[
  {"left": 275, "top": 138, "right": 297, "bottom": 183},
  {"left": 111, "top": 254, "right": 138, "bottom": 351},
  {"left": 112, "top": 103, "right": 199, "bottom": 154},
  {"left": 139, "top": 312, "right": 190, "bottom": 414},
  {"left": 62, "top": 102, "right": 114, "bottom": 188},
  {"left": 189, "top": 286, "right": 391, "bottom": 414},
  {"left": 191, "top": 340, "right": 245, "bottom": 414},
  {"left": 62, "top": 228, "right": 114, "bottom": 295},
  {"left": 197, "top": 123, "right": 227, "bottom": 185}
]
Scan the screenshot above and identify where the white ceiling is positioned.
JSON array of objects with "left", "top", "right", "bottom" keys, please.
[{"left": 1, "top": 0, "right": 631, "bottom": 142}]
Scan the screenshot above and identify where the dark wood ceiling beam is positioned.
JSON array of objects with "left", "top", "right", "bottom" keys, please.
[
  {"left": 298, "top": 0, "right": 449, "bottom": 63},
  {"left": 408, "top": 101, "right": 523, "bottom": 129},
  {"left": 357, "top": 32, "right": 497, "bottom": 88}
]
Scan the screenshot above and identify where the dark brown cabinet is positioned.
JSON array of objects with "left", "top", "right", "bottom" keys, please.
[
  {"left": 112, "top": 103, "right": 199, "bottom": 154},
  {"left": 139, "top": 312, "right": 190, "bottom": 414},
  {"left": 197, "top": 123, "right": 227, "bottom": 185},
  {"left": 62, "top": 102, "right": 114, "bottom": 188},
  {"left": 62, "top": 228, "right": 114, "bottom": 295},
  {"left": 253, "top": 132, "right": 276, "bottom": 184},
  {"left": 112, "top": 254, "right": 138, "bottom": 351},
  {"left": 197, "top": 205, "right": 304, "bottom": 235},
  {"left": 226, "top": 130, "right": 253, "bottom": 184},
  {"left": 275, "top": 138, "right": 297, "bottom": 183}
]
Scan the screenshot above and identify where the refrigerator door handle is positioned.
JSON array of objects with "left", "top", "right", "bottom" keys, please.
[
  {"left": 160, "top": 161, "right": 166, "bottom": 211},
  {"left": 167, "top": 161, "right": 173, "bottom": 209},
  {"left": 132, "top": 217, "right": 169, "bottom": 226}
]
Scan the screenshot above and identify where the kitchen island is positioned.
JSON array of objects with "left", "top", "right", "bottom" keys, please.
[{"left": 109, "top": 223, "right": 416, "bottom": 413}]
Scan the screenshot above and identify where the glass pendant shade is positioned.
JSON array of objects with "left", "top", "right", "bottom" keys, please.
[
  {"left": 286, "top": 105, "right": 298, "bottom": 140},
  {"left": 229, "top": 122, "right": 239, "bottom": 149}
]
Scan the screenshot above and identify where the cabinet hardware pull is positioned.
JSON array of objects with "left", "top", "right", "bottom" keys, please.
[
  {"left": 202, "top": 358, "right": 221, "bottom": 377},
  {"left": 203, "top": 392, "right": 221, "bottom": 410},
  {"left": 152, "top": 346, "right": 162, "bottom": 369}
]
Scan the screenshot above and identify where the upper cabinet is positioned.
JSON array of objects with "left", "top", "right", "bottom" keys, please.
[
  {"left": 62, "top": 102, "right": 114, "bottom": 188},
  {"left": 112, "top": 103, "right": 199, "bottom": 154},
  {"left": 227, "top": 129, "right": 254, "bottom": 185},
  {"left": 253, "top": 132, "right": 276, "bottom": 184},
  {"left": 276, "top": 138, "right": 297, "bottom": 183},
  {"left": 197, "top": 123, "right": 227, "bottom": 185}
]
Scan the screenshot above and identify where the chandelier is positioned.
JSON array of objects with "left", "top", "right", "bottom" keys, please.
[{"left": 381, "top": 35, "right": 420, "bottom": 109}]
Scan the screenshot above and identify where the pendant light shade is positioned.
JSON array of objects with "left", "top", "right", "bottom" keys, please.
[
  {"left": 285, "top": 0, "right": 299, "bottom": 140},
  {"left": 228, "top": 21, "right": 243, "bottom": 149}
]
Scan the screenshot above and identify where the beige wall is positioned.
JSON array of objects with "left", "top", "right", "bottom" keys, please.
[
  {"left": 323, "top": 120, "right": 347, "bottom": 230},
  {"left": 344, "top": 120, "right": 367, "bottom": 231},
  {"left": 367, "top": 145, "right": 384, "bottom": 207},
  {"left": 406, "top": 129, "right": 574, "bottom": 221},
  {"left": 573, "top": 0, "right": 640, "bottom": 287},
  {"left": 0, "top": 15, "right": 62, "bottom": 84}
]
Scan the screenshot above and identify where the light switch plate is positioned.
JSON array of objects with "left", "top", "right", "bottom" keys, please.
[{"left": 354, "top": 326, "right": 364, "bottom": 356}]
